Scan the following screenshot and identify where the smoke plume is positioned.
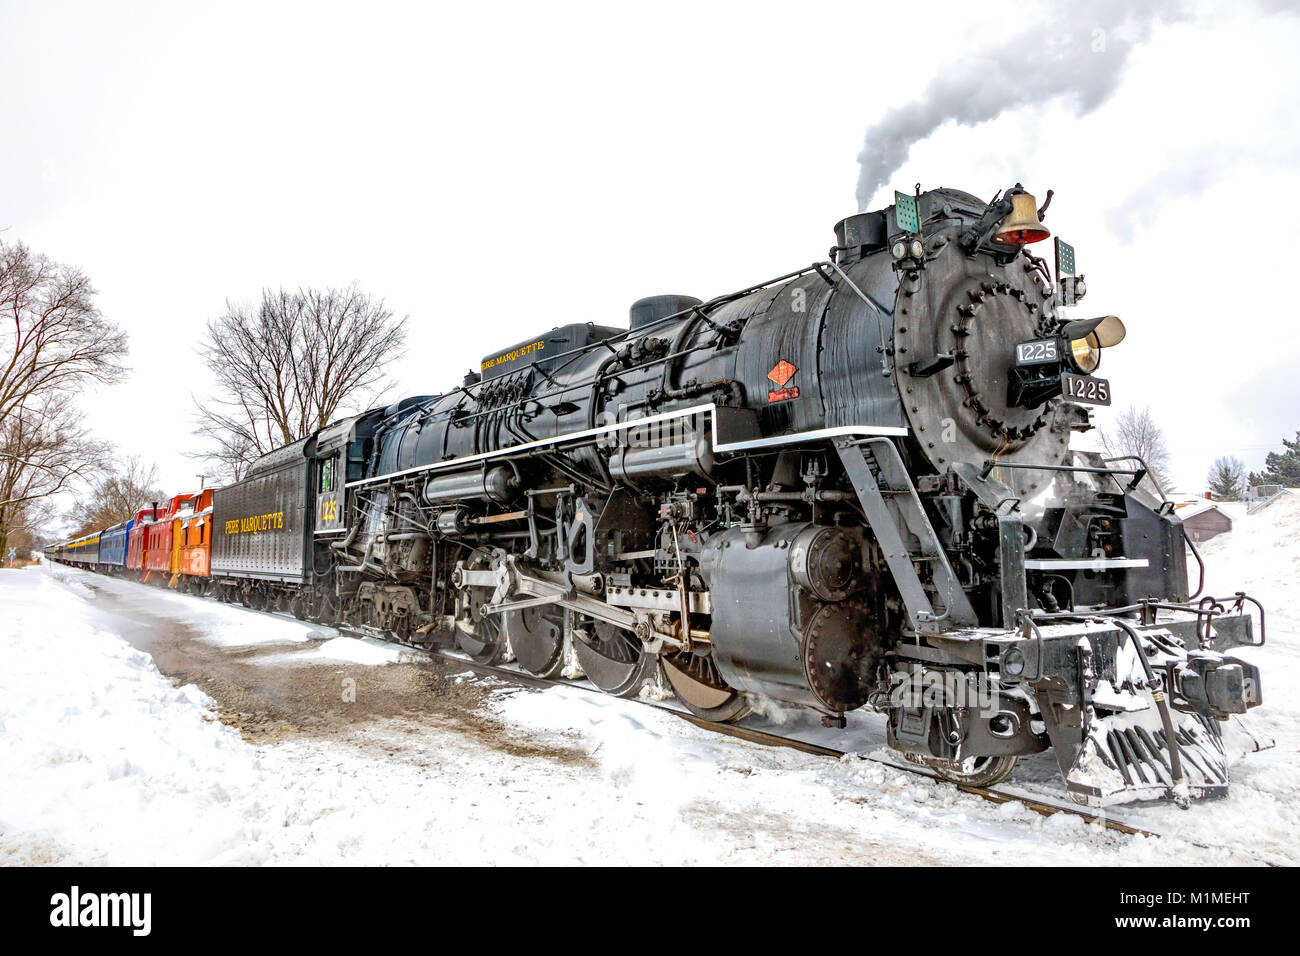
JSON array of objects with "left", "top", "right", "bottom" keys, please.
[{"left": 854, "top": 1, "right": 1197, "bottom": 210}]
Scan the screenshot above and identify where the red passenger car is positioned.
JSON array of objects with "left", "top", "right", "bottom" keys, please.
[
  {"left": 125, "top": 504, "right": 164, "bottom": 577},
  {"left": 143, "top": 493, "right": 197, "bottom": 583}
]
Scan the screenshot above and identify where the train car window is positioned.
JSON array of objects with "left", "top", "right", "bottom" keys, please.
[{"left": 321, "top": 459, "right": 334, "bottom": 493}]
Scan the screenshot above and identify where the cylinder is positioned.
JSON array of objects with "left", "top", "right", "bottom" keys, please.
[
  {"left": 423, "top": 465, "right": 518, "bottom": 505},
  {"left": 789, "top": 525, "right": 860, "bottom": 602},
  {"left": 608, "top": 440, "right": 713, "bottom": 484},
  {"left": 700, "top": 522, "right": 875, "bottom": 711},
  {"left": 435, "top": 509, "right": 470, "bottom": 536}
]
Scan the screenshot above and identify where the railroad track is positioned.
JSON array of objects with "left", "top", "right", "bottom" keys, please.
[
  {"left": 53, "top": 566, "right": 1275, "bottom": 858},
  {"left": 403, "top": 642, "right": 1283, "bottom": 863},
  {"left": 334, "top": 623, "right": 1162, "bottom": 838}
]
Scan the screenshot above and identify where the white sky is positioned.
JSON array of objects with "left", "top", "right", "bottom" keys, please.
[{"left": 3, "top": 0, "right": 1298, "bottom": 503}]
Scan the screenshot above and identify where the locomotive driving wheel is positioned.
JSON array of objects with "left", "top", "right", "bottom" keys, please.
[
  {"left": 572, "top": 618, "right": 656, "bottom": 697},
  {"left": 455, "top": 555, "right": 508, "bottom": 665},
  {"left": 501, "top": 603, "right": 565, "bottom": 678},
  {"left": 661, "top": 644, "right": 749, "bottom": 723},
  {"left": 927, "top": 754, "right": 1018, "bottom": 788}
]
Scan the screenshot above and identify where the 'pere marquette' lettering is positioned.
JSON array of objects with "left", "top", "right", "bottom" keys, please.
[{"left": 223, "top": 512, "right": 285, "bottom": 535}]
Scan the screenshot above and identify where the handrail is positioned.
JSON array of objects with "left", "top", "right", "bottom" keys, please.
[
  {"left": 979, "top": 458, "right": 1147, "bottom": 492},
  {"left": 1103, "top": 455, "right": 1168, "bottom": 500},
  {"left": 1246, "top": 490, "right": 1285, "bottom": 515}
]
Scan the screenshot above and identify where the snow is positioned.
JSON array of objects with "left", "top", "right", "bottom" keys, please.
[
  {"left": 309, "top": 636, "right": 416, "bottom": 665},
  {"left": 259, "top": 636, "right": 418, "bottom": 667},
  {"left": 73, "top": 572, "right": 330, "bottom": 648},
  {"left": 1191, "top": 496, "right": 1300, "bottom": 757},
  {"left": 1173, "top": 499, "right": 1226, "bottom": 520},
  {"left": 3, "top": 492, "right": 1299, "bottom": 865},
  {"left": 0, "top": 569, "right": 270, "bottom": 864}
]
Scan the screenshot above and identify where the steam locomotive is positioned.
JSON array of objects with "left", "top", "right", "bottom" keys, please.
[{"left": 53, "top": 185, "right": 1267, "bottom": 805}]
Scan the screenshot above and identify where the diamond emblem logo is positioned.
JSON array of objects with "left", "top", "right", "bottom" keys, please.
[{"left": 767, "top": 360, "right": 797, "bottom": 387}]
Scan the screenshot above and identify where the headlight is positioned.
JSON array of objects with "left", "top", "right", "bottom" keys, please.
[
  {"left": 1057, "top": 315, "right": 1125, "bottom": 375},
  {"left": 910, "top": 238, "right": 924, "bottom": 258},
  {"left": 1068, "top": 337, "right": 1100, "bottom": 373},
  {"left": 1002, "top": 647, "right": 1026, "bottom": 678},
  {"left": 891, "top": 240, "right": 906, "bottom": 259}
]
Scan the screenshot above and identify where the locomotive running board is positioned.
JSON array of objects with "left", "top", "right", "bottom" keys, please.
[
  {"left": 347, "top": 402, "right": 908, "bottom": 490},
  {"left": 835, "top": 438, "right": 978, "bottom": 632}
]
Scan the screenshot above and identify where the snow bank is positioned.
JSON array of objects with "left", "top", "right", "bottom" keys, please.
[
  {"left": 260, "top": 635, "right": 419, "bottom": 667},
  {"left": 310, "top": 636, "right": 416, "bottom": 665},
  {"left": 1194, "top": 496, "right": 1299, "bottom": 742},
  {"left": 6, "top": 497, "right": 1298, "bottom": 867},
  {"left": 65, "top": 569, "right": 330, "bottom": 648},
  {"left": 1102, "top": 495, "right": 1300, "bottom": 859},
  {"left": 0, "top": 567, "right": 1169, "bottom": 865},
  {"left": 489, "top": 684, "right": 1230, "bottom": 865},
  {"left": 0, "top": 569, "right": 270, "bottom": 864}
]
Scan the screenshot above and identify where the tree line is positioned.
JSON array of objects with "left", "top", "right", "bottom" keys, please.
[
  {"left": 1102, "top": 405, "right": 1300, "bottom": 501},
  {"left": 1, "top": 234, "right": 405, "bottom": 557},
  {"left": 0, "top": 240, "right": 126, "bottom": 557}
]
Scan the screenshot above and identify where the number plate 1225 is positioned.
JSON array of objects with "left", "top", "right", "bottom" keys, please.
[
  {"left": 1061, "top": 372, "right": 1111, "bottom": 406},
  {"left": 1014, "top": 339, "right": 1059, "bottom": 365}
]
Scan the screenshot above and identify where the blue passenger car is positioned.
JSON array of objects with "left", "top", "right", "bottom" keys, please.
[{"left": 99, "top": 518, "right": 133, "bottom": 571}]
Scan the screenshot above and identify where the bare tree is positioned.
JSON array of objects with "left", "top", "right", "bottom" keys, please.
[
  {"left": 67, "top": 454, "right": 166, "bottom": 534},
  {"left": 2, "top": 499, "right": 50, "bottom": 563},
  {"left": 0, "top": 394, "right": 109, "bottom": 555},
  {"left": 0, "top": 239, "right": 128, "bottom": 428},
  {"left": 1101, "top": 404, "right": 1173, "bottom": 494},
  {"left": 1206, "top": 455, "right": 1246, "bottom": 500},
  {"left": 0, "top": 239, "right": 126, "bottom": 552},
  {"left": 194, "top": 285, "right": 406, "bottom": 481}
]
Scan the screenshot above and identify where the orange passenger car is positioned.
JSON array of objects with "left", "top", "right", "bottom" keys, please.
[
  {"left": 175, "top": 488, "right": 213, "bottom": 592},
  {"left": 142, "top": 493, "right": 196, "bottom": 584}
]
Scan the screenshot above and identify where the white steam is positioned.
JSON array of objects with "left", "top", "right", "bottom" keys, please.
[{"left": 854, "top": 1, "right": 1197, "bottom": 210}]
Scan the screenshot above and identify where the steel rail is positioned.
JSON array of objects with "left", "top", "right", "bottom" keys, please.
[
  {"left": 46, "top": 563, "right": 1282, "bottom": 862},
  {"left": 336, "top": 625, "right": 1160, "bottom": 838}
]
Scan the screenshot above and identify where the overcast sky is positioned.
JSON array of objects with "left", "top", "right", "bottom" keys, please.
[{"left": 3, "top": 0, "right": 1298, "bottom": 505}]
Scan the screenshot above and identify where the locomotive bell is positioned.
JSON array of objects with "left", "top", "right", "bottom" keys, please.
[{"left": 991, "top": 189, "right": 1050, "bottom": 246}]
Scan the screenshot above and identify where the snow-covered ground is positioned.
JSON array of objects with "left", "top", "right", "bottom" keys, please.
[{"left": 1, "top": 499, "right": 1297, "bottom": 865}]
